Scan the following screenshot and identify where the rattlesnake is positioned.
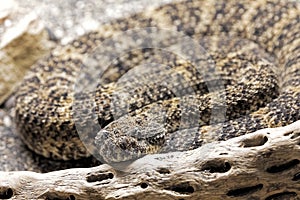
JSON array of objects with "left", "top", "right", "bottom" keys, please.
[{"left": 15, "top": 0, "right": 300, "bottom": 164}]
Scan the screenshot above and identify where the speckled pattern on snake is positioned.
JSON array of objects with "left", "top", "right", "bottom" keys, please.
[{"left": 15, "top": 0, "right": 300, "bottom": 163}]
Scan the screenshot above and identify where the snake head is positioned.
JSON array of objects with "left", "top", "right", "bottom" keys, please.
[
  {"left": 94, "top": 102, "right": 168, "bottom": 164},
  {"left": 94, "top": 121, "right": 166, "bottom": 164}
]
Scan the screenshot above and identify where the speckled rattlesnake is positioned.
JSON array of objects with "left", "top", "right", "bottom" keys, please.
[{"left": 15, "top": 0, "right": 300, "bottom": 163}]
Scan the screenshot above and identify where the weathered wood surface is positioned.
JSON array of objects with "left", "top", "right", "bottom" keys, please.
[{"left": 0, "top": 120, "right": 299, "bottom": 200}]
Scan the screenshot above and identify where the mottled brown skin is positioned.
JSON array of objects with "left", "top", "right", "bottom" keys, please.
[{"left": 15, "top": 0, "right": 300, "bottom": 163}]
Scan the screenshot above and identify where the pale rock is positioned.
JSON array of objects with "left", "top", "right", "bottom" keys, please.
[{"left": 0, "top": 0, "right": 54, "bottom": 104}]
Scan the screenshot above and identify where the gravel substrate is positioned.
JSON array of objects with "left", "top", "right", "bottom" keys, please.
[{"left": 17, "top": 0, "right": 173, "bottom": 44}]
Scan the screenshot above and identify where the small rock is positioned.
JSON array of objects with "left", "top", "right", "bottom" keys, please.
[
  {"left": 0, "top": 0, "right": 16, "bottom": 20},
  {"left": 3, "top": 116, "right": 11, "bottom": 127},
  {"left": 0, "top": 1, "right": 55, "bottom": 104}
]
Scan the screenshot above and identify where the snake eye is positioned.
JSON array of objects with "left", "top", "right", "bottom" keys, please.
[
  {"left": 118, "top": 136, "right": 138, "bottom": 150},
  {"left": 147, "top": 133, "right": 165, "bottom": 145},
  {"left": 119, "top": 140, "right": 127, "bottom": 150}
]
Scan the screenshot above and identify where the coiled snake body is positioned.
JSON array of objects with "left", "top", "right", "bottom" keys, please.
[{"left": 15, "top": 0, "right": 300, "bottom": 163}]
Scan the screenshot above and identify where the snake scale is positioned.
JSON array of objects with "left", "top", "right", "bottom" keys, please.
[{"left": 15, "top": 0, "right": 300, "bottom": 163}]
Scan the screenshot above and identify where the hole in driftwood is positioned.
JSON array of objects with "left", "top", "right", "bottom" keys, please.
[
  {"left": 291, "top": 132, "right": 300, "bottom": 139},
  {"left": 140, "top": 182, "right": 148, "bottom": 189},
  {"left": 166, "top": 182, "right": 195, "bottom": 194},
  {"left": 156, "top": 167, "right": 171, "bottom": 174},
  {"left": 265, "top": 191, "right": 297, "bottom": 200},
  {"left": 284, "top": 131, "right": 294, "bottom": 136},
  {"left": 241, "top": 134, "right": 268, "bottom": 147},
  {"left": 68, "top": 195, "right": 76, "bottom": 200},
  {"left": 284, "top": 130, "right": 300, "bottom": 139},
  {"left": 219, "top": 152, "right": 228, "bottom": 155},
  {"left": 201, "top": 160, "right": 231, "bottom": 173},
  {"left": 0, "top": 187, "right": 13, "bottom": 199},
  {"left": 266, "top": 159, "right": 300, "bottom": 173},
  {"left": 292, "top": 172, "right": 300, "bottom": 181},
  {"left": 86, "top": 172, "right": 114, "bottom": 182},
  {"left": 226, "top": 184, "right": 263, "bottom": 197},
  {"left": 261, "top": 151, "right": 272, "bottom": 158}
]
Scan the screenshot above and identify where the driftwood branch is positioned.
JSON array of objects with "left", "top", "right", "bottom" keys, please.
[{"left": 1, "top": 121, "right": 300, "bottom": 200}]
